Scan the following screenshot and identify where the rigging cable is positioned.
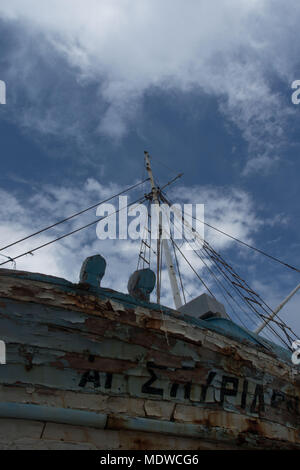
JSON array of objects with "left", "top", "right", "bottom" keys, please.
[
  {"left": 171, "top": 237, "right": 187, "bottom": 304},
  {"left": 160, "top": 192, "right": 294, "bottom": 348},
  {"left": 202, "top": 241, "right": 299, "bottom": 341},
  {"left": 160, "top": 189, "right": 300, "bottom": 275},
  {"left": 170, "top": 237, "right": 215, "bottom": 298},
  {"left": 0, "top": 195, "right": 147, "bottom": 267},
  {"left": 180, "top": 213, "right": 294, "bottom": 347},
  {"left": 0, "top": 175, "right": 183, "bottom": 269},
  {"left": 181, "top": 221, "right": 291, "bottom": 348},
  {"left": 167, "top": 208, "right": 255, "bottom": 330},
  {"left": 0, "top": 178, "right": 150, "bottom": 253}
]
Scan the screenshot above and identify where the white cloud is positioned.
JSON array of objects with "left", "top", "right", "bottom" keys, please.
[
  {"left": 0, "top": 179, "right": 260, "bottom": 286},
  {"left": 0, "top": 178, "right": 144, "bottom": 294},
  {"left": 251, "top": 276, "right": 300, "bottom": 340},
  {"left": 0, "top": 0, "right": 298, "bottom": 170},
  {"left": 0, "top": 177, "right": 298, "bottom": 345},
  {"left": 169, "top": 184, "right": 262, "bottom": 250}
]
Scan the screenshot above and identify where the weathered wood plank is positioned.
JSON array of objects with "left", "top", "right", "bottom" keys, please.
[{"left": 0, "top": 272, "right": 299, "bottom": 449}]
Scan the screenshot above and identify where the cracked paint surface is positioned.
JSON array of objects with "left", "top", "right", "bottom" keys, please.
[{"left": 0, "top": 268, "right": 299, "bottom": 449}]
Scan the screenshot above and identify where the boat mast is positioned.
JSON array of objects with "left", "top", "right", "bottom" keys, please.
[
  {"left": 144, "top": 151, "right": 183, "bottom": 309},
  {"left": 255, "top": 282, "right": 300, "bottom": 334}
]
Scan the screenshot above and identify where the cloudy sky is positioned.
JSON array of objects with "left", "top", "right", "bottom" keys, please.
[{"left": 0, "top": 0, "right": 300, "bottom": 344}]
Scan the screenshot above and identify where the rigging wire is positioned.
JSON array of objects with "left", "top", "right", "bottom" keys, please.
[
  {"left": 0, "top": 254, "right": 16, "bottom": 270},
  {"left": 183, "top": 223, "right": 291, "bottom": 347},
  {"left": 188, "top": 244, "right": 250, "bottom": 329},
  {"left": 137, "top": 199, "right": 152, "bottom": 270},
  {"left": 183, "top": 221, "right": 293, "bottom": 347},
  {"left": 170, "top": 237, "right": 215, "bottom": 298},
  {"left": 203, "top": 241, "right": 299, "bottom": 341},
  {"left": 160, "top": 189, "right": 300, "bottom": 275},
  {"left": 200, "top": 241, "right": 291, "bottom": 347},
  {"left": 171, "top": 236, "right": 186, "bottom": 304},
  {"left": 159, "top": 193, "right": 255, "bottom": 322},
  {"left": 202, "top": 238, "right": 299, "bottom": 341},
  {"left": 159, "top": 192, "right": 294, "bottom": 348},
  {"left": 159, "top": 173, "right": 184, "bottom": 192},
  {"left": 167, "top": 209, "right": 255, "bottom": 330},
  {"left": 160, "top": 191, "right": 298, "bottom": 329},
  {"left": 1, "top": 156, "right": 297, "bottom": 347},
  {"left": 146, "top": 153, "right": 183, "bottom": 180},
  {"left": 201, "top": 250, "right": 292, "bottom": 347},
  {"left": 0, "top": 178, "right": 150, "bottom": 254},
  {"left": 0, "top": 174, "right": 182, "bottom": 270},
  {"left": 0, "top": 195, "right": 147, "bottom": 267}
]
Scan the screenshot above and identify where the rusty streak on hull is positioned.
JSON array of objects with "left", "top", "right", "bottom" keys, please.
[{"left": 0, "top": 268, "right": 299, "bottom": 450}]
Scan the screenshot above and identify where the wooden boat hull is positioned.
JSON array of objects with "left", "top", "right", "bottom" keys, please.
[{"left": 0, "top": 269, "right": 299, "bottom": 450}]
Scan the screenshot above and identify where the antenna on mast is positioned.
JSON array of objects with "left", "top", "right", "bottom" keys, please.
[{"left": 144, "top": 151, "right": 183, "bottom": 309}]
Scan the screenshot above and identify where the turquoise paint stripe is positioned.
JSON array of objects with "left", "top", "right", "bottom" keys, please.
[
  {"left": 109, "top": 415, "right": 211, "bottom": 439},
  {"left": 0, "top": 402, "right": 107, "bottom": 429},
  {"left": 0, "top": 267, "right": 290, "bottom": 359}
]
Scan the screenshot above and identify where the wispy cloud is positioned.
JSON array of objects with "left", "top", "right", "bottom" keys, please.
[
  {"left": 1, "top": 175, "right": 298, "bottom": 344},
  {"left": 0, "top": 178, "right": 282, "bottom": 302},
  {"left": 170, "top": 184, "right": 262, "bottom": 250},
  {"left": 0, "top": 0, "right": 298, "bottom": 171}
]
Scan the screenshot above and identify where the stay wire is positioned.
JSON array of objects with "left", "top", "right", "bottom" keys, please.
[
  {"left": 168, "top": 211, "right": 250, "bottom": 329},
  {"left": 160, "top": 189, "right": 298, "bottom": 344},
  {"left": 0, "top": 178, "right": 150, "bottom": 253},
  {"left": 170, "top": 235, "right": 187, "bottom": 304},
  {"left": 201, "top": 240, "right": 299, "bottom": 343},
  {"left": 160, "top": 195, "right": 250, "bottom": 326},
  {"left": 195, "top": 237, "right": 292, "bottom": 348},
  {"left": 160, "top": 189, "right": 300, "bottom": 275},
  {"left": 0, "top": 195, "right": 147, "bottom": 267},
  {"left": 160, "top": 192, "right": 292, "bottom": 348},
  {"left": 171, "top": 237, "right": 215, "bottom": 298}
]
